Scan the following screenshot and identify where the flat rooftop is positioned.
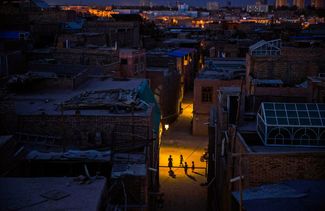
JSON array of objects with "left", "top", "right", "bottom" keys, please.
[
  {"left": 146, "top": 48, "right": 174, "bottom": 56},
  {"left": 239, "top": 132, "right": 325, "bottom": 153},
  {"left": 111, "top": 152, "right": 147, "bottom": 178},
  {"left": 146, "top": 66, "right": 169, "bottom": 73},
  {"left": 232, "top": 180, "right": 325, "bottom": 211},
  {"left": 24, "top": 64, "right": 104, "bottom": 79},
  {"left": 0, "top": 135, "right": 13, "bottom": 147},
  {"left": 163, "top": 38, "right": 199, "bottom": 44},
  {"left": 0, "top": 177, "right": 106, "bottom": 211},
  {"left": 198, "top": 58, "right": 246, "bottom": 80},
  {"left": 14, "top": 78, "right": 151, "bottom": 116},
  {"left": 197, "top": 69, "right": 245, "bottom": 80}
]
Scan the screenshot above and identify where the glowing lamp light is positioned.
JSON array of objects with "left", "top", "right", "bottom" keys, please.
[{"left": 164, "top": 124, "right": 169, "bottom": 131}]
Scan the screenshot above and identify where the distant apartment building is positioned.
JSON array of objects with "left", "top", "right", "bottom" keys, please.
[
  {"left": 178, "top": 3, "right": 189, "bottom": 12},
  {"left": 293, "top": 0, "right": 305, "bottom": 9},
  {"left": 139, "top": 0, "right": 150, "bottom": 7},
  {"left": 276, "top": 0, "right": 288, "bottom": 8},
  {"left": 207, "top": 2, "right": 219, "bottom": 11},
  {"left": 246, "top": 4, "right": 269, "bottom": 13},
  {"left": 256, "top": 0, "right": 268, "bottom": 4}
]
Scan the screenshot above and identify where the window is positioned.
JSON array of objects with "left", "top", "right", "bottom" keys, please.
[
  {"left": 120, "top": 58, "right": 128, "bottom": 65},
  {"left": 201, "top": 87, "right": 213, "bottom": 103}
]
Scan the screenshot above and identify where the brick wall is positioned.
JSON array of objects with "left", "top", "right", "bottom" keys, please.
[
  {"left": 232, "top": 133, "right": 325, "bottom": 189},
  {"left": 247, "top": 47, "right": 325, "bottom": 85},
  {"left": 52, "top": 48, "right": 119, "bottom": 66},
  {"left": 245, "top": 152, "right": 325, "bottom": 187},
  {"left": 119, "top": 49, "right": 146, "bottom": 78},
  {"left": 193, "top": 79, "right": 242, "bottom": 135},
  {"left": 85, "top": 21, "right": 140, "bottom": 48},
  {"left": 56, "top": 33, "right": 106, "bottom": 48},
  {"left": 16, "top": 113, "right": 153, "bottom": 149}
]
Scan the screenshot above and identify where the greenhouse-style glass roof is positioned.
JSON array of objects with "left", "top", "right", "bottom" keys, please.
[{"left": 257, "top": 102, "right": 325, "bottom": 147}]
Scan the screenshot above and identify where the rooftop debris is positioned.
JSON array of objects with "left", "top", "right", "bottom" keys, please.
[
  {"left": 27, "top": 150, "right": 111, "bottom": 161},
  {"left": 62, "top": 89, "right": 148, "bottom": 113}
]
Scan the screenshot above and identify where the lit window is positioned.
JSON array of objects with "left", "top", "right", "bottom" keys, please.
[{"left": 201, "top": 87, "right": 213, "bottom": 103}]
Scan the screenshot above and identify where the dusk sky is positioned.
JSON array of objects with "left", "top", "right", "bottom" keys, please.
[{"left": 45, "top": 0, "right": 279, "bottom": 7}]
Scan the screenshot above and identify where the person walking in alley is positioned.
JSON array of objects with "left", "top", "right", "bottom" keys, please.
[
  {"left": 184, "top": 162, "right": 188, "bottom": 175},
  {"left": 180, "top": 154, "right": 183, "bottom": 166},
  {"left": 168, "top": 155, "right": 173, "bottom": 170},
  {"left": 191, "top": 161, "right": 195, "bottom": 172}
]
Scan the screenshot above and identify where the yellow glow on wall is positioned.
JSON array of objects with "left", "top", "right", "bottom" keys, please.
[{"left": 88, "top": 8, "right": 119, "bottom": 18}]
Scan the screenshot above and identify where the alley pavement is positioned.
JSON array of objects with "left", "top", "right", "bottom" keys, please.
[{"left": 158, "top": 93, "right": 208, "bottom": 211}]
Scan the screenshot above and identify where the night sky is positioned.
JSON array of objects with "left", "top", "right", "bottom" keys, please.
[{"left": 45, "top": 0, "right": 278, "bottom": 7}]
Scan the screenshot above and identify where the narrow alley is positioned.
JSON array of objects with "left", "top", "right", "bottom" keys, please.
[{"left": 158, "top": 93, "right": 208, "bottom": 210}]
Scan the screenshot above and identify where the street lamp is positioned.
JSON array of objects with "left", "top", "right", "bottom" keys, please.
[{"left": 164, "top": 124, "right": 169, "bottom": 131}]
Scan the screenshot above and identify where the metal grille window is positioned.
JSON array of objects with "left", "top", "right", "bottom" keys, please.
[{"left": 201, "top": 87, "right": 213, "bottom": 103}]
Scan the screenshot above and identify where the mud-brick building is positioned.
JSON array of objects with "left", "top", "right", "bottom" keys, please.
[
  {"left": 13, "top": 78, "right": 160, "bottom": 149},
  {"left": 245, "top": 39, "right": 325, "bottom": 112},
  {"left": 146, "top": 48, "right": 195, "bottom": 124},
  {"left": 207, "top": 102, "right": 325, "bottom": 211},
  {"left": 193, "top": 58, "right": 246, "bottom": 136},
  {"left": 246, "top": 39, "right": 317, "bottom": 86},
  {"left": 119, "top": 48, "right": 146, "bottom": 78},
  {"left": 85, "top": 14, "right": 141, "bottom": 48},
  {"left": 146, "top": 66, "right": 181, "bottom": 124},
  {"left": 10, "top": 78, "right": 160, "bottom": 210}
]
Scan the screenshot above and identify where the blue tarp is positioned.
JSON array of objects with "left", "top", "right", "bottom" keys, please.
[
  {"left": 0, "top": 31, "right": 25, "bottom": 40},
  {"left": 168, "top": 48, "right": 195, "bottom": 58},
  {"left": 64, "top": 20, "right": 84, "bottom": 31}
]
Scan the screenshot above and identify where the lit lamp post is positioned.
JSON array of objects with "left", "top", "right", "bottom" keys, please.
[{"left": 164, "top": 124, "right": 169, "bottom": 131}]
